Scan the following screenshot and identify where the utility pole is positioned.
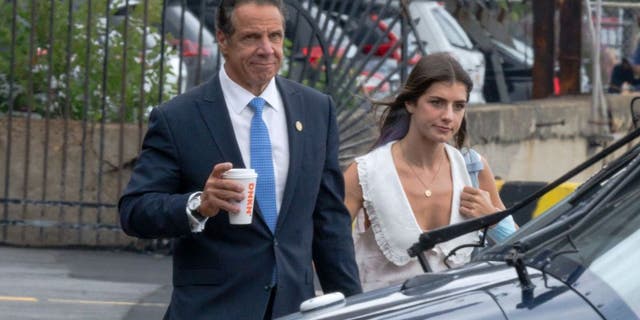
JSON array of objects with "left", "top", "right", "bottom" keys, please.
[
  {"left": 532, "top": 0, "right": 556, "bottom": 98},
  {"left": 558, "top": 0, "right": 582, "bottom": 95}
]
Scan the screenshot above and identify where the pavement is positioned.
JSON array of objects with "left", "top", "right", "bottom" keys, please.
[{"left": 0, "top": 246, "right": 172, "bottom": 320}]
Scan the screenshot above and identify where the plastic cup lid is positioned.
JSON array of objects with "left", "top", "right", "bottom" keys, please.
[{"left": 222, "top": 168, "right": 258, "bottom": 179}]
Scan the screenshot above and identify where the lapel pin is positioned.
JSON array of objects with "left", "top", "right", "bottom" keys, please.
[{"left": 295, "top": 121, "right": 303, "bottom": 132}]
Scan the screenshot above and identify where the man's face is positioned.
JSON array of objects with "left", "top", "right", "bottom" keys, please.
[{"left": 217, "top": 3, "right": 284, "bottom": 95}]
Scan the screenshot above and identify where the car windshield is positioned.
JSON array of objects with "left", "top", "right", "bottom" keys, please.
[
  {"left": 479, "top": 141, "right": 640, "bottom": 252},
  {"left": 491, "top": 39, "right": 533, "bottom": 67},
  {"left": 430, "top": 6, "right": 473, "bottom": 50},
  {"left": 407, "top": 2, "right": 474, "bottom": 51},
  {"left": 526, "top": 162, "right": 640, "bottom": 316}
]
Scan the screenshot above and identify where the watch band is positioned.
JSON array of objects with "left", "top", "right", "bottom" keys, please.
[{"left": 191, "top": 208, "right": 206, "bottom": 222}]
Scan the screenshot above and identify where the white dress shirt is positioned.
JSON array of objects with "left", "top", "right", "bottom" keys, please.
[{"left": 188, "top": 67, "right": 290, "bottom": 231}]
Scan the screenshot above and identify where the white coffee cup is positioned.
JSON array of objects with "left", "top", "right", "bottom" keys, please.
[{"left": 222, "top": 168, "right": 258, "bottom": 225}]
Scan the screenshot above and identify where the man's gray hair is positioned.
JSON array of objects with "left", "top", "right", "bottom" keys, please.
[{"left": 216, "top": 0, "right": 287, "bottom": 36}]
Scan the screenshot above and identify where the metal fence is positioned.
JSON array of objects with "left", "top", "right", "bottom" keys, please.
[
  {"left": 0, "top": 0, "right": 422, "bottom": 248},
  {"left": 597, "top": 4, "right": 640, "bottom": 89},
  {"left": 3, "top": 0, "right": 635, "bottom": 248}
]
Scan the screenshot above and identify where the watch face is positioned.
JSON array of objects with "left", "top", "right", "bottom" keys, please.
[{"left": 189, "top": 195, "right": 201, "bottom": 211}]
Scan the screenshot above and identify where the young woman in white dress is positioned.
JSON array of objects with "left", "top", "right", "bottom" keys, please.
[{"left": 344, "top": 53, "right": 508, "bottom": 291}]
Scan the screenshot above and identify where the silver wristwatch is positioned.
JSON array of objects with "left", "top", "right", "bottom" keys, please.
[{"left": 187, "top": 192, "right": 205, "bottom": 221}]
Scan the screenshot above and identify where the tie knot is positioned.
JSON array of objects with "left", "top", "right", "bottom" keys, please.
[{"left": 249, "top": 97, "right": 266, "bottom": 114}]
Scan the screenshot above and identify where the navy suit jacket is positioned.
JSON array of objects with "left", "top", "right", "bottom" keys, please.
[{"left": 118, "top": 75, "right": 362, "bottom": 319}]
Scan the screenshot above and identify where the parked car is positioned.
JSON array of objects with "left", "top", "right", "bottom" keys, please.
[
  {"left": 483, "top": 37, "right": 534, "bottom": 103},
  {"left": 483, "top": 37, "right": 591, "bottom": 102},
  {"left": 285, "top": 0, "right": 401, "bottom": 100},
  {"left": 332, "top": 1, "right": 486, "bottom": 103},
  {"left": 283, "top": 1, "right": 356, "bottom": 78},
  {"left": 279, "top": 125, "right": 640, "bottom": 319},
  {"left": 407, "top": 1, "right": 485, "bottom": 103},
  {"left": 120, "top": 1, "right": 218, "bottom": 92},
  {"left": 161, "top": 2, "right": 218, "bottom": 91}
]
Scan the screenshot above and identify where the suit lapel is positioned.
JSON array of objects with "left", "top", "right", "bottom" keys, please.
[
  {"left": 198, "top": 75, "right": 245, "bottom": 168},
  {"left": 276, "top": 77, "right": 304, "bottom": 232}
]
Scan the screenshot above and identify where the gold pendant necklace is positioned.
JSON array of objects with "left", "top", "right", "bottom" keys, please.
[{"left": 405, "top": 149, "right": 445, "bottom": 198}]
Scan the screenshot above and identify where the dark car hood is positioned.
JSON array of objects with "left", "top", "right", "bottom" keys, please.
[{"left": 279, "top": 262, "right": 602, "bottom": 319}]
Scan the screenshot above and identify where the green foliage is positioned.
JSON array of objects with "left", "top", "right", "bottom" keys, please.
[
  {"left": 496, "top": 0, "right": 530, "bottom": 21},
  {"left": 0, "top": 0, "right": 178, "bottom": 122}
]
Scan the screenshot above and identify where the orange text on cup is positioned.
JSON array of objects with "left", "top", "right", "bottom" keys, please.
[{"left": 246, "top": 182, "right": 255, "bottom": 215}]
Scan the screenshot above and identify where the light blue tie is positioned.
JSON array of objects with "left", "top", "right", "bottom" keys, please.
[{"left": 249, "top": 97, "right": 278, "bottom": 233}]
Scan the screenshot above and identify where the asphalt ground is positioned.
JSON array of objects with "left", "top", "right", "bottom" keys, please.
[{"left": 0, "top": 246, "right": 172, "bottom": 320}]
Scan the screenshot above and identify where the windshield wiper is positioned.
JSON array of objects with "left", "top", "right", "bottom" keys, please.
[
  {"left": 515, "top": 146, "right": 640, "bottom": 254},
  {"left": 407, "top": 126, "right": 640, "bottom": 272},
  {"left": 505, "top": 150, "right": 640, "bottom": 290}
]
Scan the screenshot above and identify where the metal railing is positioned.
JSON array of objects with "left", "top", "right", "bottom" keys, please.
[
  {"left": 0, "top": 0, "right": 421, "bottom": 248},
  {"left": 7, "top": 0, "right": 635, "bottom": 249}
]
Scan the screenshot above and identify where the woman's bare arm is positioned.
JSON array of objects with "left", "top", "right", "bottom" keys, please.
[
  {"left": 477, "top": 156, "right": 506, "bottom": 211},
  {"left": 343, "top": 162, "right": 364, "bottom": 222}
]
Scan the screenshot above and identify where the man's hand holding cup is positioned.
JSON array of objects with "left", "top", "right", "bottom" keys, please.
[{"left": 200, "top": 162, "right": 258, "bottom": 224}]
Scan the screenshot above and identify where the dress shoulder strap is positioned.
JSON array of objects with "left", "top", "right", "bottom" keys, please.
[{"left": 461, "top": 147, "right": 483, "bottom": 188}]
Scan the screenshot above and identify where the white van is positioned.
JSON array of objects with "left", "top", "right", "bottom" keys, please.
[{"left": 407, "top": 1, "right": 486, "bottom": 103}]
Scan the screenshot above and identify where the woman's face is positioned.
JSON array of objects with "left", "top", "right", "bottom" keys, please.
[{"left": 405, "top": 81, "right": 468, "bottom": 143}]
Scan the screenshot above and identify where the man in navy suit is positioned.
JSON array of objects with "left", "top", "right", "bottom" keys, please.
[{"left": 118, "top": 0, "right": 361, "bottom": 319}]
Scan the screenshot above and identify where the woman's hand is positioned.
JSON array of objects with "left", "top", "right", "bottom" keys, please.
[{"left": 459, "top": 186, "right": 496, "bottom": 218}]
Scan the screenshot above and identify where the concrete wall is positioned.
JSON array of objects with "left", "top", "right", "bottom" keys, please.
[
  {"left": 467, "top": 94, "right": 638, "bottom": 183},
  {"left": 1, "top": 93, "right": 638, "bottom": 247}
]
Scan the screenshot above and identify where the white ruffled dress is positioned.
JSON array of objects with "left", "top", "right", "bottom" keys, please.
[{"left": 353, "top": 141, "right": 479, "bottom": 291}]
